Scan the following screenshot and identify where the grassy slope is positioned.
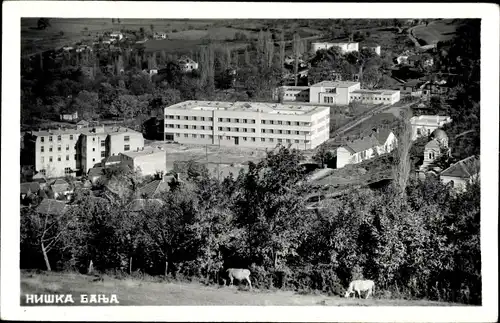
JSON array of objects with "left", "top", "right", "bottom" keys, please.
[
  {"left": 412, "top": 20, "right": 463, "bottom": 45},
  {"left": 21, "top": 271, "right": 459, "bottom": 306}
]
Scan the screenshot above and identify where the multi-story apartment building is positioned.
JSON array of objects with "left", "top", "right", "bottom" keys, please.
[
  {"left": 275, "top": 81, "right": 401, "bottom": 106},
  {"left": 23, "top": 126, "right": 144, "bottom": 178},
  {"left": 164, "top": 101, "right": 330, "bottom": 150},
  {"left": 78, "top": 126, "right": 144, "bottom": 174},
  {"left": 24, "top": 128, "right": 82, "bottom": 178},
  {"left": 311, "top": 42, "right": 359, "bottom": 54}
]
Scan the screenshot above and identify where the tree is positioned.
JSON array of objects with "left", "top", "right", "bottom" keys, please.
[
  {"left": 292, "top": 32, "right": 303, "bottom": 86},
  {"left": 345, "top": 48, "right": 377, "bottom": 82},
  {"left": 234, "top": 145, "right": 309, "bottom": 271},
  {"left": 312, "top": 144, "right": 335, "bottom": 168},
  {"left": 21, "top": 206, "right": 71, "bottom": 271},
  {"left": 392, "top": 111, "right": 413, "bottom": 200},
  {"left": 279, "top": 31, "right": 286, "bottom": 73},
  {"left": 37, "top": 18, "right": 51, "bottom": 30},
  {"left": 110, "top": 94, "right": 142, "bottom": 119},
  {"left": 244, "top": 49, "right": 250, "bottom": 66},
  {"left": 362, "top": 67, "right": 383, "bottom": 89},
  {"left": 71, "top": 90, "right": 99, "bottom": 120}
]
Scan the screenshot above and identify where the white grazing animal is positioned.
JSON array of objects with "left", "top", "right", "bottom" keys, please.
[
  {"left": 344, "top": 279, "right": 375, "bottom": 299},
  {"left": 226, "top": 268, "right": 252, "bottom": 290}
]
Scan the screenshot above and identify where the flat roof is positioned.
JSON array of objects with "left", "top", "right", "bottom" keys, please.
[
  {"left": 121, "top": 146, "right": 165, "bottom": 158},
  {"left": 312, "top": 41, "right": 359, "bottom": 45},
  {"left": 279, "top": 86, "right": 310, "bottom": 90},
  {"left": 80, "top": 126, "right": 141, "bottom": 136},
  {"left": 352, "top": 89, "right": 400, "bottom": 95},
  {"left": 410, "top": 115, "right": 452, "bottom": 123},
  {"left": 27, "top": 125, "right": 140, "bottom": 137},
  {"left": 311, "top": 81, "right": 360, "bottom": 88},
  {"left": 165, "top": 101, "right": 329, "bottom": 116}
]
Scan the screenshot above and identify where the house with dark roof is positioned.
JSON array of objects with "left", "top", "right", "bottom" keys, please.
[
  {"left": 49, "top": 179, "right": 73, "bottom": 199},
  {"left": 35, "top": 199, "right": 69, "bottom": 216},
  {"left": 399, "top": 79, "right": 426, "bottom": 97},
  {"left": 102, "top": 155, "right": 122, "bottom": 167},
  {"left": 88, "top": 167, "right": 105, "bottom": 184},
  {"left": 336, "top": 129, "right": 397, "bottom": 169},
  {"left": 20, "top": 182, "right": 41, "bottom": 200},
  {"left": 440, "top": 156, "right": 480, "bottom": 191},
  {"left": 32, "top": 173, "right": 48, "bottom": 188}
]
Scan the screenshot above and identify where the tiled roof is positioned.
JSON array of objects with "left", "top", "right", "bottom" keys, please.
[
  {"left": 88, "top": 167, "right": 104, "bottom": 177},
  {"left": 373, "top": 129, "right": 392, "bottom": 145},
  {"left": 425, "top": 139, "right": 441, "bottom": 149},
  {"left": 21, "top": 182, "right": 41, "bottom": 195},
  {"left": 51, "top": 179, "right": 68, "bottom": 186},
  {"left": 104, "top": 155, "right": 122, "bottom": 164},
  {"left": 342, "top": 130, "right": 393, "bottom": 154},
  {"left": 311, "top": 81, "right": 360, "bottom": 88},
  {"left": 137, "top": 180, "right": 170, "bottom": 198},
  {"left": 440, "top": 156, "right": 480, "bottom": 179},
  {"left": 35, "top": 199, "right": 68, "bottom": 215}
]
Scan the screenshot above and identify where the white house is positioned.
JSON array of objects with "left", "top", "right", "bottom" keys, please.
[
  {"left": 178, "top": 57, "right": 199, "bottom": 72},
  {"left": 410, "top": 115, "right": 452, "bottom": 141},
  {"left": 336, "top": 129, "right": 398, "bottom": 169},
  {"left": 440, "top": 155, "right": 480, "bottom": 192},
  {"left": 110, "top": 31, "right": 123, "bottom": 41},
  {"left": 420, "top": 129, "right": 449, "bottom": 171},
  {"left": 120, "top": 146, "right": 167, "bottom": 177},
  {"left": 362, "top": 44, "right": 381, "bottom": 56},
  {"left": 311, "top": 42, "right": 359, "bottom": 54}
]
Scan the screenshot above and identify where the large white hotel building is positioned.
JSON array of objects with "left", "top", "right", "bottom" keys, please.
[{"left": 164, "top": 101, "right": 330, "bottom": 150}]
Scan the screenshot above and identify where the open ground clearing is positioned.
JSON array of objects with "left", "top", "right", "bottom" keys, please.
[
  {"left": 21, "top": 271, "right": 459, "bottom": 306},
  {"left": 412, "top": 20, "right": 463, "bottom": 46}
]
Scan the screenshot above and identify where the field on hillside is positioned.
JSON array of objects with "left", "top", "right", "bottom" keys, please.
[
  {"left": 412, "top": 20, "right": 463, "bottom": 46},
  {"left": 20, "top": 271, "right": 459, "bottom": 306}
]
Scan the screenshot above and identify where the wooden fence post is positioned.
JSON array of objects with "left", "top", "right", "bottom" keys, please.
[
  {"left": 165, "top": 261, "right": 168, "bottom": 277},
  {"left": 129, "top": 257, "right": 132, "bottom": 275}
]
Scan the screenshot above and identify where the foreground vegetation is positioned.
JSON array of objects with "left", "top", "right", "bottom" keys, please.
[
  {"left": 21, "top": 270, "right": 463, "bottom": 306},
  {"left": 21, "top": 144, "right": 481, "bottom": 305}
]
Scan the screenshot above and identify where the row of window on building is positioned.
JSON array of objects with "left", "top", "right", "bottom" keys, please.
[
  {"left": 165, "top": 115, "right": 313, "bottom": 127},
  {"left": 40, "top": 144, "right": 74, "bottom": 152},
  {"left": 38, "top": 167, "right": 73, "bottom": 176},
  {"left": 350, "top": 96, "right": 392, "bottom": 101},
  {"left": 166, "top": 124, "right": 314, "bottom": 135},
  {"left": 323, "top": 97, "right": 335, "bottom": 104},
  {"left": 41, "top": 155, "right": 76, "bottom": 163},
  {"left": 285, "top": 93, "right": 308, "bottom": 98},
  {"left": 173, "top": 133, "right": 310, "bottom": 144},
  {"left": 40, "top": 134, "right": 76, "bottom": 142}
]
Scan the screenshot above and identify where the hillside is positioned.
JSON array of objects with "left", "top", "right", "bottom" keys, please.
[{"left": 21, "top": 271, "right": 459, "bottom": 306}]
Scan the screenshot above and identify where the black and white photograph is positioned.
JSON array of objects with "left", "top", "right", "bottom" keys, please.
[{"left": 1, "top": 1, "right": 498, "bottom": 322}]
